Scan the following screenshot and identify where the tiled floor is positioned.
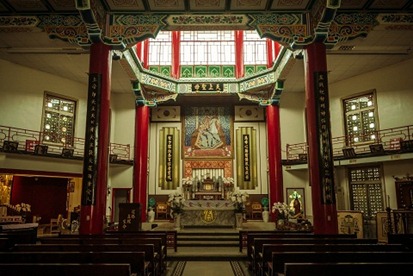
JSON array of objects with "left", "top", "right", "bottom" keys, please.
[{"left": 155, "top": 220, "right": 271, "bottom": 276}]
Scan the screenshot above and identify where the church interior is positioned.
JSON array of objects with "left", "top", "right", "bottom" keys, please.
[{"left": 1, "top": 0, "right": 413, "bottom": 275}]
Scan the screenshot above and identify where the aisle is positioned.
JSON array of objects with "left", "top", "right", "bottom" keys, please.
[{"left": 168, "top": 261, "right": 249, "bottom": 276}]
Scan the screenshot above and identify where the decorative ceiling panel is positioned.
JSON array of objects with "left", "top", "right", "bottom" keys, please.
[
  {"left": 47, "top": 0, "right": 76, "bottom": 12},
  {"left": 230, "top": 0, "right": 268, "bottom": 11},
  {"left": 105, "top": 0, "right": 145, "bottom": 11},
  {"left": 147, "top": 0, "right": 185, "bottom": 11},
  {"left": 0, "top": 3, "right": 8, "bottom": 12},
  {"left": 270, "top": 0, "right": 311, "bottom": 10},
  {"left": 189, "top": 0, "right": 226, "bottom": 11},
  {"left": 339, "top": 0, "right": 369, "bottom": 10},
  {"left": 369, "top": 0, "right": 407, "bottom": 10},
  {"left": 5, "top": 0, "right": 48, "bottom": 12}
]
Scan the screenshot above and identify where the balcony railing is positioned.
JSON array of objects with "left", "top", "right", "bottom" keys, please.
[
  {"left": 0, "top": 125, "right": 131, "bottom": 162},
  {"left": 286, "top": 124, "right": 413, "bottom": 161}
]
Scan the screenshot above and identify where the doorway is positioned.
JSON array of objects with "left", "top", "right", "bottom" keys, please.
[{"left": 112, "top": 188, "right": 131, "bottom": 223}]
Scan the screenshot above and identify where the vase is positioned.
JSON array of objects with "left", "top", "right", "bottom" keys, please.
[
  {"left": 147, "top": 208, "right": 155, "bottom": 223},
  {"left": 235, "top": 212, "right": 243, "bottom": 229},
  {"left": 174, "top": 214, "right": 181, "bottom": 230},
  {"left": 262, "top": 209, "right": 269, "bottom": 223}
]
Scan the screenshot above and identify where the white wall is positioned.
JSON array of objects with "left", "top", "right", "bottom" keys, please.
[
  {"left": 279, "top": 91, "right": 306, "bottom": 159},
  {"left": 279, "top": 57, "right": 413, "bottom": 219},
  {"left": 329, "top": 58, "right": 413, "bottom": 136},
  {"left": 0, "top": 59, "right": 88, "bottom": 138}
]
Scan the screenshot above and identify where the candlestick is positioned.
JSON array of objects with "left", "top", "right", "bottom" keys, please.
[{"left": 387, "top": 195, "right": 390, "bottom": 208}]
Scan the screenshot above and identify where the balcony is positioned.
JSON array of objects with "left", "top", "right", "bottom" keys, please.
[
  {"left": 0, "top": 125, "right": 132, "bottom": 165},
  {"left": 285, "top": 124, "right": 413, "bottom": 166}
]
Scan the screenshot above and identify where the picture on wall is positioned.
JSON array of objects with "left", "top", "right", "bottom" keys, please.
[
  {"left": 286, "top": 188, "right": 305, "bottom": 217},
  {"left": 183, "top": 106, "right": 232, "bottom": 158}
]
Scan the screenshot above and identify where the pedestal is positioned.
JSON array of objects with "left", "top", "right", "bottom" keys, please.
[
  {"left": 262, "top": 210, "right": 269, "bottom": 223},
  {"left": 147, "top": 208, "right": 155, "bottom": 223},
  {"left": 174, "top": 214, "right": 181, "bottom": 230},
  {"left": 235, "top": 213, "right": 243, "bottom": 229}
]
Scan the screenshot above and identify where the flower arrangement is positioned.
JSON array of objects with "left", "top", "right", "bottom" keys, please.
[
  {"left": 181, "top": 177, "right": 193, "bottom": 186},
  {"left": 272, "top": 202, "right": 291, "bottom": 220},
  {"left": 168, "top": 190, "right": 185, "bottom": 216},
  {"left": 8, "top": 203, "right": 31, "bottom": 213},
  {"left": 229, "top": 188, "right": 249, "bottom": 213}
]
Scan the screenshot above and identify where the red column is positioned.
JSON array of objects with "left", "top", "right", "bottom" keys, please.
[
  {"left": 266, "top": 105, "right": 283, "bottom": 221},
  {"left": 304, "top": 42, "right": 338, "bottom": 234},
  {"left": 273, "top": 41, "right": 281, "bottom": 59},
  {"left": 171, "top": 31, "right": 180, "bottom": 79},
  {"left": 235, "top": 30, "right": 244, "bottom": 78},
  {"left": 142, "top": 40, "right": 150, "bottom": 69},
  {"left": 266, "top": 39, "right": 273, "bottom": 68},
  {"left": 80, "top": 42, "right": 112, "bottom": 235},
  {"left": 136, "top": 42, "right": 143, "bottom": 60},
  {"left": 133, "top": 105, "right": 150, "bottom": 222}
]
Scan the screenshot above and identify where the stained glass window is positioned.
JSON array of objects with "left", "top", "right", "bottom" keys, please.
[
  {"left": 349, "top": 166, "right": 384, "bottom": 218},
  {"left": 244, "top": 30, "right": 267, "bottom": 65},
  {"left": 180, "top": 30, "right": 235, "bottom": 65},
  {"left": 42, "top": 93, "right": 76, "bottom": 146},
  {"left": 148, "top": 31, "right": 172, "bottom": 65},
  {"left": 343, "top": 91, "right": 377, "bottom": 144}
]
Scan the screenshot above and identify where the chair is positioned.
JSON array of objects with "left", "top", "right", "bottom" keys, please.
[
  {"left": 49, "top": 218, "right": 60, "bottom": 234},
  {"left": 251, "top": 202, "right": 263, "bottom": 220},
  {"left": 156, "top": 202, "right": 168, "bottom": 220}
]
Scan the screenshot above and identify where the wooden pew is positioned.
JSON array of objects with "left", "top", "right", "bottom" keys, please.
[
  {"left": 267, "top": 251, "right": 413, "bottom": 276},
  {"left": 258, "top": 243, "right": 408, "bottom": 276},
  {"left": 0, "top": 251, "right": 149, "bottom": 276},
  {"left": 40, "top": 235, "right": 165, "bottom": 274},
  {"left": 13, "top": 243, "right": 160, "bottom": 276},
  {"left": 245, "top": 232, "right": 357, "bottom": 263},
  {"left": 239, "top": 230, "right": 314, "bottom": 252},
  {"left": 54, "top": 232, "right": 169, "bottom": 263},
  {"left": 104, "top": 230, "right": 178, "bottom": 252},
  {"left": 0, "top": 263, "right": 132, "bottom": 276},
  {"left": 121, "top": 237, "right": 166, "bottom": 273},
  {"left": 249, "top": 236, "right": 376, "bottom": 272},
  {"left": 0, "top": 238, "right": 8, "bottom": 251},
  {"left": 283, "top": 262, "right": 413, "bottom": 276}
]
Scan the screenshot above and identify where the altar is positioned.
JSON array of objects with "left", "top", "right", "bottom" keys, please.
[{"left": 180, "top": 200, "right": 236, "bottom": 228}]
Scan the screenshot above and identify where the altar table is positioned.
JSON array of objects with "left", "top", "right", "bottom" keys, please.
[{"left": 180, "top": 200, "right": 236, "bottom": 228}]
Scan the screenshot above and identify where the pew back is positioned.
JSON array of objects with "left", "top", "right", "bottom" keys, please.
[
  {"left": 0, "top": 263, "right": 132, "bottom": 276},
  {"left": 270, "top": 251, "right": 413, "bottom": 276},
  {"left": 283, "top": 262, "right": 413, "bottom": 276},
  {"left": 0, "top": 251, "right": 147, "bottom": 276}
]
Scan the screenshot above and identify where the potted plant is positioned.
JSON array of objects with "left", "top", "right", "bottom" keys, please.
[
  {"left": 168, "top": 190, "right": 185, "bottom": 229},
  {"left": 272, "top": 202, "right": 291, "bottom": 230},
  {"left": 229, "top": 188, "right": 249, "bottom": 229}
]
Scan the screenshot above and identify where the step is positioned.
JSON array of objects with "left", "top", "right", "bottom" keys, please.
[
  {"left": 178, "top": 235, "right": 238, "bottom": 241},
  {"left": 178, "top": 241, "right": 238, "bottom": 247},
  {"left": 167, "top": 246, "right": 247, "bottom": 261},
  {"left": 176, "top": 230, "right": 240, "bottom": 247}
]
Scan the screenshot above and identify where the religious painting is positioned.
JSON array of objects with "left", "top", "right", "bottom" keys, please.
[
  {"left": 183, "top": 106, "right": 232, "bottom": 158},
  {"left": 286, "top": 188, "right": 305, "bottom": 217},
  {"left": 337, "top": 210, "right": 363, "bottom": 238}
]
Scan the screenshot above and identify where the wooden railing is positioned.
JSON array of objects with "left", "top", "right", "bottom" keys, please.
[
  {"left": 0, "top": 125, "right": 131, "bottom": 162},
  {"left": 286, "top": 124, "right": 413, "bottom": 161}
]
